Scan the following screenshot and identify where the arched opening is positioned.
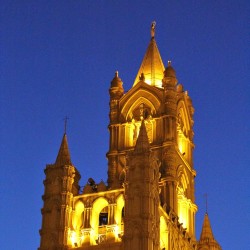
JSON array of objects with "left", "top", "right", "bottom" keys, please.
[
  {"left": 120, "top": 88, "right": 161, "bottom": 122},
  {"left": 116, "top": 194, "right": 125, "bottom": 237},
  {"left": 122, "top": 207, "right": 125, "bottom": 222},
  {"left": 122, "top": 100, "right": 156, "bottom": 147},
  {"left": 69, "top": 200, "right": 85, "bottom": 247},
  {"left": 72, "top": 200, "right": 85, "bottom": 230},
  {"left": 177, "top": 166, "right": 190, "bottom": 231},
  {"left": 91, "top": 197, "right": 109, "bottom": 245},
  {"left": 176, "top": 101, "right": 193, "bottom": 165},
  {"left": 99, "top": 206, "right": 108, "bottom": 226}
]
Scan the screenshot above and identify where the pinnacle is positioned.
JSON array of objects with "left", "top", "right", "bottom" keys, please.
[
  {"left": 111, "top": 71, "right": 123, "bottom": 87},
  {"left": 134, "top": 120, "right": 150, "bottom": 153},
  {"left": 200, "top": 213, "right": 214, "bottom": 241},
  {"left": 199, "top": 213, "right": 222, "bottom": 249},
  {"left": 55, "top": 133, "right": 72, "bottom": 166}
]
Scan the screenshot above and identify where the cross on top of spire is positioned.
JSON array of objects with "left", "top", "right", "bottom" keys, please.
[
  {"left": 205, "top": 193, "right": 208, "bottom": 213},
  {"left": 64, "top": 116, "right": 69, "bottom": 134}
]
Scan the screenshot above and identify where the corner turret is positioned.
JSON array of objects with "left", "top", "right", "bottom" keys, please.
[
  {"left": 109, "top": 71, "right": 124, "bottom": 99},
  {"left": 109, "top": 71, "right": 124, "bottom": 125},
  {"left": 39, "top": 133, "right": 81, "bottom": 250},
  {"left": 162, "top": 61, "right": 178, "bottom": 89}
]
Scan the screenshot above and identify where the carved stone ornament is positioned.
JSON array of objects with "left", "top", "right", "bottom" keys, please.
[{"left": 165, "top": 165, "right": 176, "bottom": 177}]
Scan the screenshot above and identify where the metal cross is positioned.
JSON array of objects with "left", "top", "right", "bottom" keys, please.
[
  {"left": 204, "top": 193, "right": 208, "bottom": 213},
  {"left": 64, "top": 116, "right": 69, "bottom": 134}
]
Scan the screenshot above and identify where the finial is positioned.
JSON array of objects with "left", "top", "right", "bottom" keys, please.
[
  {"left": 168, "top": 60, "right": 171, "bottom": 66},
  {"left": 64, "top": 116, "right": 69, "bottom": 134},
  {"left": 151, "top": 21, "right": 156, "bottom": 38},
  {"left": 115, "top": 70, "right": 119, "bottom": 77}
]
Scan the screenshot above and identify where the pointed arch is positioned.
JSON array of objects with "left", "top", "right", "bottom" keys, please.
[
  {"left": 177, "top": 100, "right": 191, "bottom": 135},
  {"left": 72, "top": 199, "right": 85, "bottom": 230},
  {"left": 176, "top": 100, "right": 193, "bottom": 164},
  {"left": 119, "top": 88, "right": 161, "bottom": 147},
  {"left": 91, "top": 197, "right": 109, "bottom": 239},
  {"left": 177, "top": 165, "right": 191, "bottom": 230},
  {"left": 120, "top": 88, "right": 161, "bottom": 122},
  {"left": 115, "top": 194, "right": 125, "bottom": 235},
  {"left": 177, "top": 100, "right": 192, "bottom": 144},
  {"left": 177, "top": 165, "right": 189, "bottom": 192}
]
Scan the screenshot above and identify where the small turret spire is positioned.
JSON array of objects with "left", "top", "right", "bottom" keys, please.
[
  {"left": 134, "top": 120, "right": 150, "bottom": 153},
  {"left": 55, "top": 133, "right": 72, "bottom": 166},
  {"left": 200, "top": 213, "right": 214, "bottom": 240},
  {"left": 198, "top": 213, "right": 222, "bottom": 250}
]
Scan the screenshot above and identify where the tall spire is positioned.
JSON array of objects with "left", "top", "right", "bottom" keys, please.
[
  {"left": 133, "top": 22, "right": 165, "bottom": 88},
  {"left": 55, "top": 133, "right": 72, "bottom": 166},
  {"left": 134, "top": 119, "right": 150, "bottom": 153},
  {"left": 198, "top": 213, "right": 222, "bottom": 250}
]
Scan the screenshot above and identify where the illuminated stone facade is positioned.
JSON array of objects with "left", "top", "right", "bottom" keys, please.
[{"left": 39, "top": 24, "right": 221, "bottom": 250}]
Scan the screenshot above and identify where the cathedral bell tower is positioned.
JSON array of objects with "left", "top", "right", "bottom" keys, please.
[
  {"left": 107, "top": 22, "right": 197, "bottom": 238},
  {"left": 39, "top": 22, "right": 222, "bottom": 250}
]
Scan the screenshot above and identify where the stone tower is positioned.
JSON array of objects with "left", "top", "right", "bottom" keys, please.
[
  {"left": 39, "top": 134, "right": 80, "bottom": 250},
  {"left": 107, "top": 22, "right": 197, "bottom": 240},
  {"left": 38, "top": 23, "right": 222, "bottom": 250}
]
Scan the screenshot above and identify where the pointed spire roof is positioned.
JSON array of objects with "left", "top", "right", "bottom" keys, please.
[
  {"left": 133, "top": 22, "right": 165, "bottom": 88},
  {"left": 199, "top": 213, "right": 222, "bottom": 249},
  {"left": 55, "top": 133, "right": 72, "bottom": 166},
  {"left": 134, "top": 120, "right": 150, "bottom": 153},
  {"left": 200, "top": 213, "right": 215, "bottom": 240}
]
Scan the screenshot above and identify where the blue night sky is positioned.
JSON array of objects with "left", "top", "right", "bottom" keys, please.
[{"left": 0, "top": 1, "right": 249, "bottom": 249}]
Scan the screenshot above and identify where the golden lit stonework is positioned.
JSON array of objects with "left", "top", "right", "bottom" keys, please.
[
  {"left": 38, "top": 23, "right": 221, "bottom": 250},
  {"left": 133, "top": 23, "right": 165, "bottom": 88}
]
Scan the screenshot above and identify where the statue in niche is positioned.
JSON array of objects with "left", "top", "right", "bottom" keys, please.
[{"left": 132, "top": 103, "right": 152, "bottom": 121}]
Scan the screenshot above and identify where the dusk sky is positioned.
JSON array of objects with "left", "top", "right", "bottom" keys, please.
[{"left": 1, "top": 1, "right": 249, "bottom": 249}]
